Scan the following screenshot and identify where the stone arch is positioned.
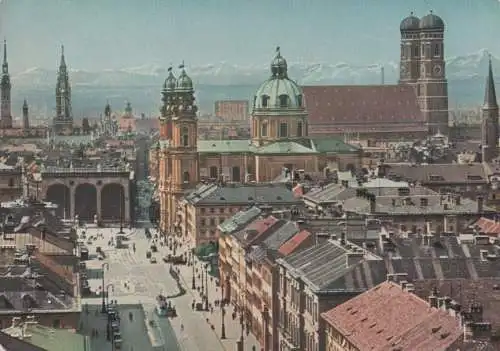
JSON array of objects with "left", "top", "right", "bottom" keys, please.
[
  {"left": 100, "top": 183, "right": 125, "bottom": 221},
  {"left": 46, "top": 183, "right": 71, "bottom": 219},
  {"left": 75, "top": 183, "right": 97, "bottom": 221}
]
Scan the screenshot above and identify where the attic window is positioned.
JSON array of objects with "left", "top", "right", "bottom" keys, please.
[
  {"left": 467, "top": 175, "right": 483, "bottom": 181},
  {"left": 220, "top": 197, "right": 225, "bottom": 200},
  {"left": 279, "top": 94, "right": 289, "bottom": 108},
  {"left": 248, "top": 196, "right": 254, "bottom": 201},
  {"left": 431, "top": 326, "right": 442, "bottom": 333},
  {"left": 277, "top": 196, "right": 282, "bottom": 200},
  {"left": 440, "top": 332, "right": 450, "bottom": 339},
  {"left": 429, "top": 174, "right": 445, "bottom": 181}
]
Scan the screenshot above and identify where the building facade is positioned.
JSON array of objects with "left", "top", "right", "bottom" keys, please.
[
  {"left": 156, "top": 53, "right": 362, "bottom": 237},
  {"left": 0, "top": 164, "right": 23, "bottom": 202},
  {"left": 215, "top": 100, "right": 249, "bottom": 122}
]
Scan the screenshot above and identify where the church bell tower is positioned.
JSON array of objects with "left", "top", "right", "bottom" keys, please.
[{"left": 1, "top": 39, "right": 12, "bottom": 129}]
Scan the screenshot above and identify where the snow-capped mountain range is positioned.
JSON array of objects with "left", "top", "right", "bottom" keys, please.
[{"left": 11, "top": 49, "right": 500, "bottom": 88}]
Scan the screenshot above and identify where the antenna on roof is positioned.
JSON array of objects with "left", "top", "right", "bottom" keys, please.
[{"left": 380, "top": 66, "right": 385, "bottom": 85}]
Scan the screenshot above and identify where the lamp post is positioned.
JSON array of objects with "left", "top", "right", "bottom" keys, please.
[
  {"left": 106, "top": 283, "right": 114, "bottom": 307},
  {"left": 118, "top": 182, "right": 124, "bottom": 234},
  {"left": 201, "top": 266, "right": 205, "bottom": 294},
  {"left": 101, "top": 262, "right": 109, "bottom": 313},
  {"left": 221, "top": 306, "right": 226, "bottom": 339},
  {"left": 204, "top": 263, "right": 209, "bottom": 311},
  {"left": 191, "top": 261, "right": 196, "bottom": 290}
]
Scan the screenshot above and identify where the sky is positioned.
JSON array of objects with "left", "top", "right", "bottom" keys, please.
[{"left": 1, "top": 0, "right": 500, "bottom": 73}]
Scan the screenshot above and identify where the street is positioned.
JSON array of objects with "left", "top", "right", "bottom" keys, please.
[{"left": 81, "top": 226, "right": 260, "bottom": 351}]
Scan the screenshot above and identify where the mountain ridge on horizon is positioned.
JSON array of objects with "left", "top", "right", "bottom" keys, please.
[{"left": 9, "top": 49, "right": 500, "bottom": 88}]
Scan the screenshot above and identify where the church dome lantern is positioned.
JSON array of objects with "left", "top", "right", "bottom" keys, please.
[
  {"left": 253, "top": 47, "right": 304, "bottom": 111},
  {"left": 400, "top": 12, "right": 420, "bottom": 32},
  {"left": 420, "top": 11, "right": 445, "bottom": 31}
]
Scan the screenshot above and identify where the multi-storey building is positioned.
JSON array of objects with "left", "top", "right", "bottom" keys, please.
[
  {"left": 215, "top": 100, "right": 249, "bottom": 122},
  {"left": 180, "top": 182, "right": 302, "bottom": 245},
  {"left": 218, "top": 207, "right": 314, "bottom": 351}
]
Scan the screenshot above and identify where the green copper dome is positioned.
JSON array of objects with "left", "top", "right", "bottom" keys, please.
[
  {"left": 176, "top": 64, "right": 193, "bottom": 91},
  {"left": 253, "top": 48, "right": 304, "bottom": 111},
  {"left": 163, "top": 67, "right": 176, "bottom": 91}
]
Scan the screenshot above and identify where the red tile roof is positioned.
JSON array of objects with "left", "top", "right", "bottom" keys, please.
[
  {"left": 278, "top": 229, "right": 312, "bottom": 256},
  {"left": 474, "top": 217, "right": 500, "bottom": 236},
  {"left": 303, "top": 85, "right": 424, "bottom": 133},
  {"left": 292, "top": 184, "right": 304, "bottom": 197},
  {"left": 243, "top": 216, "right": 279, "bottom": 245},
  {"left": 321, "top": 281, "right": 462, "bottom": 351}
]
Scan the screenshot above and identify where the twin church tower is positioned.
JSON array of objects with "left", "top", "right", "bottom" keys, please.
[{"left": 399, "top": 11, "right": 499, "bottom": 161}]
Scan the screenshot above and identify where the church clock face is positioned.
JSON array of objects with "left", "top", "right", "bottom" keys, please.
[{"left": 433, "top": 64, "right": 443, "bottom": 77}]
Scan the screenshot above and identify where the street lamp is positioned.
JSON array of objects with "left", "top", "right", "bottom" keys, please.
[
  {"left": 201, "top": 266, "right": 205, "bottom": 293},
  {"left": 118, "top": 182, "right": 124, "bottom": 234},
  {"left": 204, "top": 263, "right": 209, "bottom": 311},
  {"left": 192, "top": 262, "right": 196, "bottom": 290},
  {"left": 220, "top": 306, "right": 226, "bottom": 339},
  {"left": 106, "top": 283, "right": 114, "bottom": 307},
  {"left": 101, "top": 262, "right": 109, "bottom": 313}
]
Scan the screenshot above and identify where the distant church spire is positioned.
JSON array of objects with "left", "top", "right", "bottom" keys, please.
[
  {"left": 2, "top": 39, "right": 7, "bottom": 74},
  {"left": 481, "top": 55, "right": 499, "bottom": 163},
  {"left": 60, "top": 44, "right": 66, "bottom": 68},
  {"left": 0, "top": 38, "right": 12, "bottom": 129},
  {"left": 484, "top": 55, "right": 498, "bottom": 109},
  {"left": 22, "top": 99, "right": 29, "bottom": 129}
]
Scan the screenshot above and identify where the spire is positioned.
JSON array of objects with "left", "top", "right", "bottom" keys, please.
[
  {"left": 23, "top": 99, "right": 28, "bottom": 109},
  {"left": 484, "top": 54, "right": 498, "bottom": 109},
  {"left": 2, "top": 39, "right": 8, "bottom": 74},
  {"left": 60, "top": 45, "right": 66, "bottom": 68}
]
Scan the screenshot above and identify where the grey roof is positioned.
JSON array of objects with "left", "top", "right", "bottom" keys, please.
[
  {"left": 280, "top": 233, "right": 500, "bottom": 294},
  {"left": 185, "top": 183, "right": 301, "bottom": 206},
  {"left": 280, "top": 240, "right": 353, "bottom": 291},
  {"left": 400, "top": 14, "right": 420, "bottom": 31},
  {"left": 420, "top": 12, "right": 445, "bottom": 30},
  {"left": 383, "top": 163, "right": 488, "bottom": 185},
  {"left": 218, "top": 207, "right": 262, "bottom": 234},
  {"left": 342, "top": 193, "right": 493, "bottom": 215},
  {"left": 304, "top": 180, "right": 436, "bottom": 205},
  {"left": 262, "top": 221, "right": 299, "bottom": 250}
]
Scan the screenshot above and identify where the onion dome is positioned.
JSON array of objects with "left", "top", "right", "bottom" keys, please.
[
  {"left": 176, "top": 63, "right": 193, "bottom": 91},
  {"left": 400, "top": 12, "right": 420, "bottom": 32},
  {"left": 163, "top": 67, "right": 176, "bottom": 91},
  {"left": 420, "top": 11, "right": 445, "bottom": 31}
]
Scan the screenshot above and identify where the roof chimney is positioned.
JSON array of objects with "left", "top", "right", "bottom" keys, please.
[
  {"left": 428, "top": 287, "right": 439, "bottom": 308},
  {"left": 477, "top": 196, "right": 484, "bottom": 213}
]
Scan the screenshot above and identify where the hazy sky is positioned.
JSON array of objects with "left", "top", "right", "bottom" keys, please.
[{"left": 1, "top": 0, "right": 500, "bottom": 73}]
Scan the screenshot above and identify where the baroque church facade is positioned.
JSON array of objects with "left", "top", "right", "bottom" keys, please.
[{"left": 155, "top": 53, "right": 362, "bottom": 236}]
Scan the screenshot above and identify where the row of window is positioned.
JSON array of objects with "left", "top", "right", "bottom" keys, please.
[
  {"left": 261, "top": 121, "right": 304, "bottom": 138},
  {"left": 207, "top": 166, "right": 241, "bottom": 181},
  {"left": 402, "top": 42, "right": 442, "bottom": 59},
  {"left": 200, "top": 217, "right": 225, "bottom": 227},
  {"left": 258, "top": 94, "right": 303, "bottom": 108}
]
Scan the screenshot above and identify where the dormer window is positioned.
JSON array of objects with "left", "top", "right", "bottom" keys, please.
[
  {"left": 279, "top": 94, "right": 289, "bottom": 108},
  {"left": 261, "top": 95, "right": 269, "bottom": 108}
]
